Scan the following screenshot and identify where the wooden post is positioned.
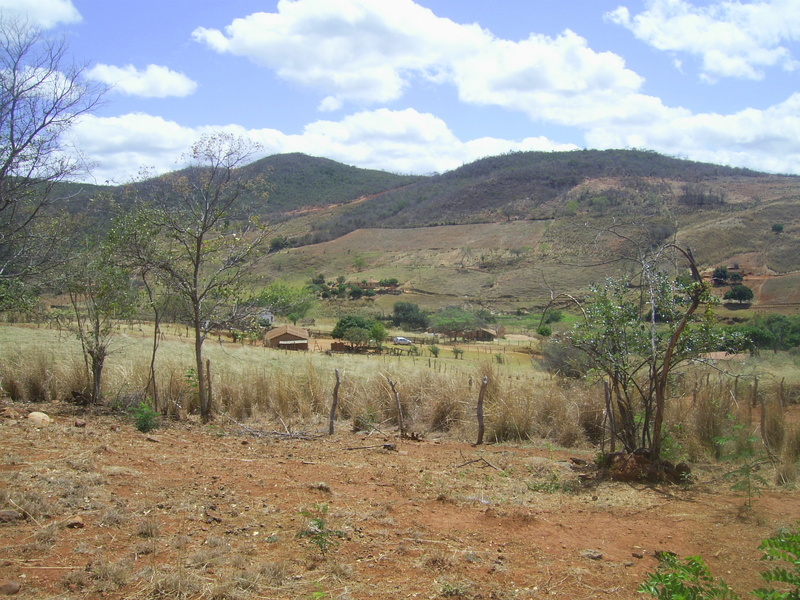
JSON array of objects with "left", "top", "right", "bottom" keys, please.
[
  {"left": 751, "top": 376, "right": 759, "bottom": 408},
  {"left": 385, "top": 376, "right": 404, "bottom": 438},
  {"left": 328, "top": 369, "right": 341, "bottom": 435},
  {"left": 475, "top": 375, "right": 489, "bottom": 446}
]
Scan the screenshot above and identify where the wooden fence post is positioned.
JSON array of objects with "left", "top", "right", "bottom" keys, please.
[
  {"left": 475, "top": 375, "right": 489, "bottom": 446},
  {"left": 385, "top": 376, "right": 404, "bottom": 438},
  {"left": 329, "top": 369, "right": 341, "bottom": 435}
]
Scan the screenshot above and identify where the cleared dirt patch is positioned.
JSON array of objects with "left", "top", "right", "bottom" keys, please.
[{"left": 1, "top": 402, "right": 799, "bottom": 600}]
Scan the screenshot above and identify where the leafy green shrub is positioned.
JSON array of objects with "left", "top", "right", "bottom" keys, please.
[
  {"left": 428, "top": 345, "right": 440, "bottom": 358},
  {"left": 754, "top": 527, "right": 800, "bottom": 599},
  {"left": 132, "top": 401, "right": 159, "bottom": 433},
  {"left": 640, "top": 526, "right": 800, "bottom": 599},
  {"left": 639, "top": 553, "right": 739, "bottom": 599},
  {"left": 543, "top": 309, "right": 563, "bottom": 324}
]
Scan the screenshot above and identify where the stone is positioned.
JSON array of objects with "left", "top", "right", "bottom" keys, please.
[
  {"left": 26, "top": 411, "right": 52, "bottom": 427},
  {"left": 0, "top": 510, "right": 23, "bottom": 523},
  {"left": 580, "top": 549, "right": 604, "bottom": 561},
  {"left": 0, "top": 580, "right": 21, "bottom": 595},
  {"left": 74, "top": 419, "right": 87, "bottom": 428},
  {"left": 66, "top": 516, "right": 85, "bottom": 529}
]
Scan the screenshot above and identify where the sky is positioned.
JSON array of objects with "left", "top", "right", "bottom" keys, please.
[{"left": 5, "top": 0, "right": 800, "bottom": 184}]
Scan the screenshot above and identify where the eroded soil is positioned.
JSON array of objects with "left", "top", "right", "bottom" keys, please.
[{"left": 1, "top": 402, "right": 799, "bottom": 600}]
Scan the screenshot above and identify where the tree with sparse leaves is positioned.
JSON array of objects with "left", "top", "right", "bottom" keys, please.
[
  {"left": 62, "top": 242, "right": 138, "bottom": 404},
  {"left": 566, "top": 228, "right": 743, "bottom": 459},
  {"left": 131, "top": 133, "right": 270, "bottom": 422},
  {"left": 0, "top": 18, "right": 104, "bottom": 308}
]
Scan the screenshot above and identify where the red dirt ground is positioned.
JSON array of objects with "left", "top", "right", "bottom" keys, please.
[{"left": 1, "top": 401, "right": 799, "bottom": 600}]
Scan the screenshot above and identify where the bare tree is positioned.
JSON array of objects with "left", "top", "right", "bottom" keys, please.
[
  {"left": 135, "top": 133, "right": 269, "bottom": 422},
  {"left": 0, "top": 18, "right": 104, "bottom": 301}
]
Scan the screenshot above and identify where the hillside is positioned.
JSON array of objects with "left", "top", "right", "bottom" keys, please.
[
  {"left": 238, "top": 153, "right": 423, "bottom": 215},
  {"left": 249, "top": 150, "right": 800, "bottom": 311},
  {"left": 53, "top": 148, "right": 800, "bottom": 310}
]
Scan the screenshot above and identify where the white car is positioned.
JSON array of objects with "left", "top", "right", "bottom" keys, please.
[{"left": 393, "top": 336, "right": 413, "bottom": 345}]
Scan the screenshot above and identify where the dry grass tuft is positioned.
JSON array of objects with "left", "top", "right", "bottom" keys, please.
[{"left": 136, "top": 517, "right": 160, "bottom": 538}]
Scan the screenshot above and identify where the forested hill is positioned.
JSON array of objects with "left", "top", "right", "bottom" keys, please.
[
  {"left": 60, "top": 148, "right": 798, "bottom": 247},
  {"left": 283, "top": 149, "right": 792, "bottom": 244},
  {"left": 238, "top": 153, "right": 423, "bottom": 214}
]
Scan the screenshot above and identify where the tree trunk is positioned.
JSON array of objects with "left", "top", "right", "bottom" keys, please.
[
  {"left": 650, "top": 248, "right": 703, "bottom": 460},
  {"left": 90, "top": 349, "right": 105, "bottom": 405},
  {"left": 194, "top": 319, "right": 209, "bottom": 423}
]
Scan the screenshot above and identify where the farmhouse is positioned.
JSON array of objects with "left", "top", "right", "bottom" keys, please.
[
  {"left": 466, "top": 326, "right": 506, "bottom": 342},
  {"left": 265, "top": 325, "right": 309, "bottom": 350}
]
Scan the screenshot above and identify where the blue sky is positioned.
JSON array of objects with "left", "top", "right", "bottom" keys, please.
[{"left": 6, "top": 0, "right": 800, "bottom": 183}]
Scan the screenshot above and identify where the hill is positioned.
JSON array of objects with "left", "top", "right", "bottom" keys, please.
[
  {"left": 238, "top": 152, "right": 422, "bottom": 215},
  {"left": 249, "top": 150, "right": 800, "bottom": 311},
  {"left": 53, "top": 149, "right": 800, "bottom": 311}
]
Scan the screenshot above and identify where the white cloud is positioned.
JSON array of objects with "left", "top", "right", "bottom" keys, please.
[
  {"left": 585, "top": 93, "right": 800, "bottom": 173},
  {"left": 65, "top": 109, "right": 577, "bottom": 183},
  {"left": 66, "top": 113, "right": 199, "bottom": 184},
  {"left": 86, "top": 64, "right": 198, "bottom": 98},
  {"left": 0, "top": 0, "right": 81, "bottom": 28},
  {"left": 192, "top": 0, "right": 480, "bottom": 106},
  {"left": 451, "top": 29, "right": 645, "bottom": 126},
  {"left": 191, "top": 0, "right": 642, "bottom": 124},
  {"left": 607, "top": 0, "right": 800, "bottom": 80}
]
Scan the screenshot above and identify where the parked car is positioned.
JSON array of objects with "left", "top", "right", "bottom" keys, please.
[{"left": 393, "top": 336, "right": 413, "bottom": 345}]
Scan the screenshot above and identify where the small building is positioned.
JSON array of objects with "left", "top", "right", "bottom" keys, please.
[
  {"left": 265, "top": 325, "right": 309, "bottom": 351},
  {"left": 467, "top": 325, "right": 506, "bottom": 342}
]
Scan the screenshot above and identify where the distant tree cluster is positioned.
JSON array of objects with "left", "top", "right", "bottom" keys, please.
[
  {"left": 331, "top": 315, "right": 386, "bottom": 347},
  {"left": 310, "top": 274, "right": 403, "bottom": 300},
  {"left": 711, "top": 265, "right": 753, "bottom": 304},
  {"left": 733, "top": 314, "right": 800, "bottom": 353},
  {"left": 678, "top": 184, "right": 726, "bottom": 207},
  {"left": 392, "top": 301, "right": 429, "bottom": 330},
  {"left": 712, "top": 265, "right": 743, "bottom": 286}
]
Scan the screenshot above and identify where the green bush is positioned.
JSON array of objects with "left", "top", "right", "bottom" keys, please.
[
  {"left": 640, "top": 526, "right": 800, "bottom": 600},
  {"left": 132, "top": 401, "right": 159, "bottom": 433},
  {"left": 640, "top": 553, "right": 738, "bottom": 599}
]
